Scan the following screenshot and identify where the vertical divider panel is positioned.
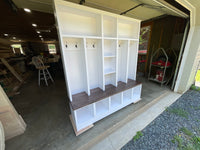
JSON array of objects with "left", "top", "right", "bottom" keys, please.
[
  {"left": 53, "top": 2, "right": 72, "bottom": 101},
  {"left": 83, "top": 38, "right": 91, "bottom": 95},
  {"left": 121, "top": 92, "right": 123, "bottom": 105},
  {"left": 70, "top": 105, "right": 78, "bottom": 126},
  {"left": 125, "top": 40, "right": 130, "bottom": 83},
  {"left": 114, "top": 40, "right": 118, "bottom": 87},
  {"left": 134, "top": 41, "right": 139, "bottom": 80},
  {"left": 101, "top": 15, "right": 104, "bottom": 37},
  {"left": 116, "top": 17, "right": 119, "bottom": 39},
  {"left": 116, "top": 39, "right": 119, "bottom": 86},
  {"left": 102, "top": 39, "right": 105, "bottom": 91},
  {"left": 131, "top": 88, "right": 134, "bottom": 100},
  {"left": 108, "top": 97, "right": 111, "bottom": 111},
  {"left": 98, "top": 39, "right": 104, "bottom": 90},
  {"left": 93, "top": 103, "right": 96, "bottom": 117},
  {"left": 73, "top": 110, "right": 78, "bottom": 127}
]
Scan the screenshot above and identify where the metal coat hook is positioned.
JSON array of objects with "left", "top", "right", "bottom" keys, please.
[
  {"left": 65, "top": 42, "right": 68, "bottom": 48},
  {"left": 75, "top": 43, "right": 78, "bottom": 48},
  {"left": 93, "top": 43, "right": 95, "bottom": 48}
]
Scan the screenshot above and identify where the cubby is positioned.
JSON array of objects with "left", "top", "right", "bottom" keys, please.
[
  {"left": 76, "top": 104, "right": 94, "bottom": 125},
  {"left": 118, "top": 40, "right": 129, "bottom": 83},
  {"left": 132, "top": 84, "right": 142, "bottom": 103},
  {"left": 123, "top": 88, "right": 132, "bottom": 104},
  {"left": 118, "top": 19, "right": 140, "bottom": 39},
  {"left": 128, "top": 41, "right": 139, "bottom": 80},
  {"left": 111, "top": 93, "right": 122, "bottom": 108},
  {"left": 57, "top": 5, "right": 101, "bottom": 37},
  {"left": 86, "top": 39, "right": 103, "bottom": 90},
  {"left": 62, "top": 37, "right": 88, "bottom": 95},
  {"left": 103, "top": 16, "right": 117, "bottom": 38},
  {"left": 54, "top": 0, "right": 142, "bottom": 135},
  {"left": 95, "top": 98, "right": 109, "bottom": 116}
]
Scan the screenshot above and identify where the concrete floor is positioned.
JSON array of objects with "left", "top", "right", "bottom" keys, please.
[{"left": 5, "top": 72, "right": 170, "bottom": 150}]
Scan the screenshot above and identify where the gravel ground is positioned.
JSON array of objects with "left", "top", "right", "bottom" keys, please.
[{"left": 121, "top": 90, "right": 200, "bottom": 150}]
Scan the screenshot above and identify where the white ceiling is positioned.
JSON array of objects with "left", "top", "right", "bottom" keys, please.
[{"left": 13, "top": 0, "right": 188, "bottom": 21}]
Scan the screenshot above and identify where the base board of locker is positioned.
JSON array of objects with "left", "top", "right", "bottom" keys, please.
[
  {"left": 133, "top": 98, "right": 142, "bottom": 104},
  {"left": 69, "top": 115, "right": 94, "bottom": 136}
]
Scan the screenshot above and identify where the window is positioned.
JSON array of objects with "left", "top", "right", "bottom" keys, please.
[
  {"left": 48, "top": 44, "right": 56, "bottom": 54},
  {"left": 11, "top": 44, "right": 24, "bottom": 54}
]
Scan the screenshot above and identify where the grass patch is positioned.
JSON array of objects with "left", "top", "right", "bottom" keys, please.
[
  {"left": 166, "top": 107, "right": 189, "bottom": 118},
  {"left": 180, "top": 127, "right": 193, "bottom": 136},
  {"left": 191, "top": 85, "right": 200, "bottom": 91},
  {"left": 133, "top": 131, "right": 143, "bottom": 141},
  {"left": 172, "top": 127, "right": 200, "bottom": 150}
]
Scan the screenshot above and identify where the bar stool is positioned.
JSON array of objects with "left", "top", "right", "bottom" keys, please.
[{"left": 32, "top": 56, "right": 54, "bottom": 86}]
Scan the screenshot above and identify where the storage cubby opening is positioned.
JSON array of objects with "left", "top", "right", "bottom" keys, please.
[
  {"left": 128, "top": 41, "right": 138, "bottom": 80},
  {"left": 105, "top": 73, "right": 116, "bottom": 86},
  {"left": 117, "top": 40, "right": 128, "bottom": 82},
  {"left": 95, "top": 98, "right": 109, "bottom": 116},
  {"left": 63, "top": 37, "right": 88, "bottom": 94},
  {"left": 132, "top": 85, "right": 141, "bottom": 102},
  {"left": 57, "top": 5, "right": 101, "bottom": 36},
  {"left": 76, "top": 104, "right": 94, "bottom": 124},
  {"left": 104, "top": 39, "right": 116, "bottom": 57},
  {"left": 118, "top": 19, "right": 139, "bottom": 39},
  {"left": 111, "top": 93, "right": 122, "bottom": 108},
  {"left": 103, "top": 16, "right": 117, "bottom": 37},
  {"left": 123, "top": 89, "right": 132, "bottom": 104},
  {"left": 86, "top": 39, "right": 103, "bottom": 89},
  {"left": 104, "top": 57, "right": 116, "bottom": 75}
]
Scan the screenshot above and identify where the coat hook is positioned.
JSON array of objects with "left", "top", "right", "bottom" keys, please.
[
  {"left": 75, "top": 43, "right": 78, "bottom": 48},
  {"left": 65, "top": 43, "right": 68, "bottom": 48},
  {"left": 119, "top": 44, "right": 120, "bottom": 47},
  {"left": 93, "top": 43, "right": 95, "bottom": 48}
]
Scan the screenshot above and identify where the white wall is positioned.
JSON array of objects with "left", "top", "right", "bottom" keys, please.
[{"left": 174, "top": 0, "right": 200, "bottom": 93}]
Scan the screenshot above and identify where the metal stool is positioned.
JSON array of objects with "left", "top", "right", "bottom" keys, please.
[{"left": 32, "top": 56, "right": 54, "bottom": 86}]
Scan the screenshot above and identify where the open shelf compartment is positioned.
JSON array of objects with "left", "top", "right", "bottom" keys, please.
[
  {"left": 57, "top": 5, "right": 101, "bottom": 37},
  {"left": 105, "top": 73, "right": 116, "bottom": 86},
  {"left": 118, "top": 19, "right": 140, "bottom": 39},
  {"left": 103, "top": 15, "right": 117, "bottom": 38},
  {"left": 123, "top": 88, "right": 132, "bottom": 104},
  {"left": 86, "top": 38, "right": 103, "bottom": 90},
  {"left": 118, "top": 40, "right": 129, "bottom": 83},
  {"left": 76, "top": 104, "right": 94, "bottom": 124},
  {"left": 110, "top": 93, "right": 122, "bottom": 109},
  {"left": 104, "top": 39, "right": 117, "bottom": 57},
  {"left": 132, "top": 84, "right": 142, "bottom": 103},
  {"left": 95, "top": 98, "right": 109, "bottom": 116},
  {"left": 62, "top": 37, "right": 88, "bottom": 95}
]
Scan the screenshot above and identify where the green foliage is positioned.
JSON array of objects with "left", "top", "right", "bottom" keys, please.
[
  {"left": 172, "top": 127, "right": 200, "bottom": 150},
  {"left": 191, "top": 85, "right": 200, "bottom": 91},
  {"left": 133, "top": 131, "right": 143, "bottom": 141},
  {"left": 180, "top": 127, "right": 193, "bottom": 136},
  {"left": 173, "top": 135, "right": 184, "bottom": 149},
  {"left": 166, "top": 108, "right": 189, "bottom": 118}
]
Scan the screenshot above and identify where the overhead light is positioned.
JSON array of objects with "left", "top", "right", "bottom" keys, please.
[
  {"left": 39, "top": 35, "right": 42, "bottom": 37},
  {"left": 13, "top": 37, "right": 16, "bottom": 39},
  {"left": 32, "top": 24, "right": 37, "bottom": 27},
  {"left": 41, "top": 38, "right": 44, "bottom": 41},
  {"left": 19, "top": 40, "right": 21, "bottom": 42},
  {"left": 24, "top": 8, "right": 31, "bottom": 13},
  {"left": 4, "top": 34, "right": 8, "bottom": 36},
  {"left": 37, "top": 31, "right": 40, "bottom": 34}
]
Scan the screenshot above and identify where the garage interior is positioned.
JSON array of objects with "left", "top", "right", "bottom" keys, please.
[{"left": 0, "top": 0, "right": 189, "bottom": 149}]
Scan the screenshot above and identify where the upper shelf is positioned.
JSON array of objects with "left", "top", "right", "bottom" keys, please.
[{"left": 56, "top": 2, "right": 140, "bottom": 39}]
